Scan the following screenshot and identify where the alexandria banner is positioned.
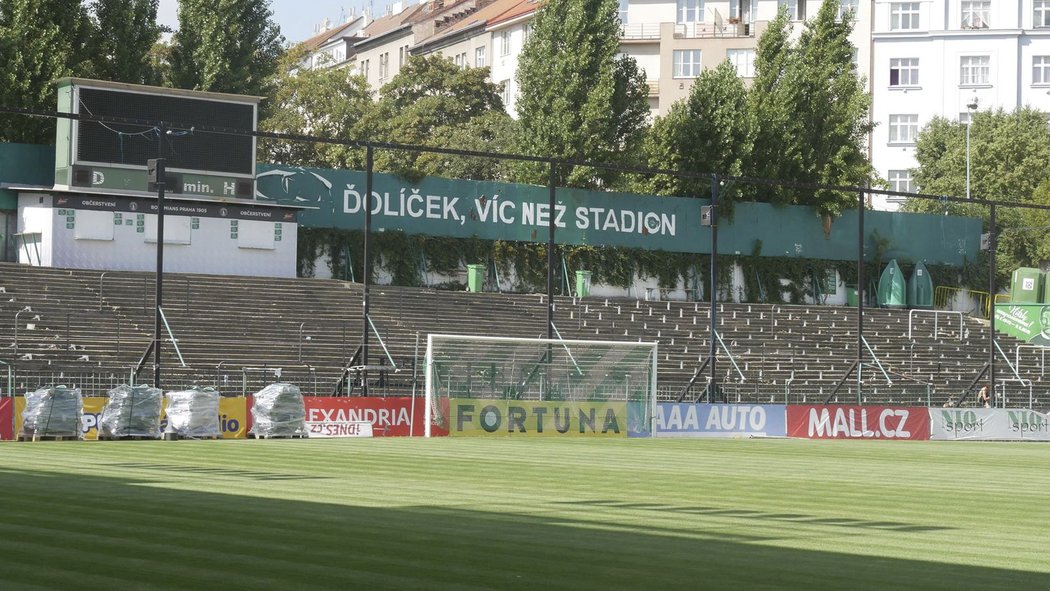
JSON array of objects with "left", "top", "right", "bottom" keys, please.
[
  {"left": 929, "top": 408, "right": 1050, "bottom": 441},
  {"left": 652, "top": 403, "right": 786, "bottom": 438},
  {"left": 0, "top": 398, "right": 12, "bottom": 441},
  {"left": 787, "top": 405, "right": 930, "bottom": 440},
  {"left": 448, "top": 399, "right": 627, "bottom": 437},
  {"left": 303, "top": 396, "right": 439, "bottom": 437}
]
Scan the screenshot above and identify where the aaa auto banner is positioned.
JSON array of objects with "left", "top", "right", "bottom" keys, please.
[
  {"left": 449, "top": 399, "right": 627, "bottom": 437},
  {"left": 0, "top": 398, "right": 12, "bottom": 440},
  {"left": 929, "top": 408, "right": 1050, "bottom": 441},
  {"left": 787, "top": 405, "right": 930, "bottom": 440},
  {"left": 653, "top": 403, "right": 786, "bottom": 438},
  {"left": 303, "top": 396, "right": 439, "bottom": 437}
]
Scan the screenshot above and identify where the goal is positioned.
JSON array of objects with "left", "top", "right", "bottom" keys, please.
[{"left": 423, "top": 334, "right": 658, "bottom": 437}]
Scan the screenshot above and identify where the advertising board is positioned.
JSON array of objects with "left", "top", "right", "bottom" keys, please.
[
  {"left": 303, "top": 396, "right": 437, "bottom": 437},
  {"left": 653, "top": 403, "right": 787, "bottom": 438},
  {"left": 0, "top": 398, "right": 12, "bottom": 441},
  {"left": 448, "top": 399, "right": 627, "bottom": 437},
  {"left": 929, "top": 408, "right": 1050, "bottom": 441},
  {"left": 787, "top": 405, "right": 930, "bottom": 440}
]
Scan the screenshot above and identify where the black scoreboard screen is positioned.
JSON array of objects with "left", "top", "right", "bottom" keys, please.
[{"left": 76, "top": 87, "right": 255, "bottom": 175}]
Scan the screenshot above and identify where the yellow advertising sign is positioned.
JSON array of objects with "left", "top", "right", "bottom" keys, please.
[
  {"left": 449, "top": 399, "right": 627, "bottom": 437},
  {"left": 13, "top": 395, "right": 249, "bottom": 439}
]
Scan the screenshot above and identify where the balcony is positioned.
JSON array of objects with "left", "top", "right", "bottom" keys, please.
[
  {"left": 620, "top": 23, "right": 661, "bottom": 40},
  {"left": 620, "top": 21, "right": 752, "bottom": 41}
]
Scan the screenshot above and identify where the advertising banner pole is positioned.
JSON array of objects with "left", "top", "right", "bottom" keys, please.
[
  {"left": 148, "top": 147, "right": 166, "bottom": 390},
  {"left": 362, "top": 144, "right": 373, "bottom": 396}
]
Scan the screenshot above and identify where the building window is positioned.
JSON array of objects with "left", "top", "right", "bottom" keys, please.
[
  {"left": 890, "top": 3, "right": 920, "bottom": 30},
  {"left": 678, "top": 0, "right": 703, "bottom": 22},
  {"left": 889, "top": 58, "right": 919, "bottom": 87},
  {"left": 500, "top": 80, "right": 511, "bottom": 105},
  {"left": 522, "top": 23, "right": 533, "bottom": 44},
  {"left": 727, "top": 49, "right": 755, "bottom": 78},
  {"left": 888, "top": 170, "right": 916, "bottom": 193},
  {"left": 476, "top": 46, "right": 486, "bottom": 68},
  {"left": 838, "top": 0, "right": 859, "bottom": 20},
  {"left": 673, "top": 49, "right": 702, "bottom": 78},
  {"left": 378, "top": 52, "right": 389, "bottom": 80},
  {"left": 398, "top": 46, "right": 405, "bottom": 68},
  {"left": 888, "top": 114, "right": 919, "bottom": 144},
  {"left": 1037, "top": 0, "right": 1050, "bottom": 27},
  {"left": 360, "top": 59, "right": 370, "bottom": 79},
  {"left": 779, "top": 0, "right": 804, "bottom": 20},
  {"left": 1035, "top": 56, "right": 1050, "bottom": 84},
  {"left": 961, "top": 0, "right": 990, "bottom": 28},
  {"left": 960, "top": 55, "right": 990, "bottom": 86},
  {"left": 619, "top": 0, "right": 629, "bottom": 23},
  {"left": 499, "top": 29, "right": 511, "bottom": 56}
]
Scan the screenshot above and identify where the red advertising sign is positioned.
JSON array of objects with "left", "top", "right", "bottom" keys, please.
[
  {"left": 0, "top": 397, "right": 12, "bottom": 441},
  {"left": 303, "top": 397, "right": 445, "bottom": 437},
  {"left": 787, "top": 405, "right": 930, "bottom": 440}
]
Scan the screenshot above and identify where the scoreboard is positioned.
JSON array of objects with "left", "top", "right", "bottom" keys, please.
[{"left": 54, "top": 78, "right": 261, "bottom": 199}]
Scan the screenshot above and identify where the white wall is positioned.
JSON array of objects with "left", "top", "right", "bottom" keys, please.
[{"left": 17, "top": 194, "right": 54, "bottom": 266}]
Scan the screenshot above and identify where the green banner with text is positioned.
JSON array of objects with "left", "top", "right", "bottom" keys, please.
[
  {"left": 994, "top": 303, "right": 1050, "bottom": 345},
  {"left": 255, "top": 164, "right": 981, "bottom": 265}
]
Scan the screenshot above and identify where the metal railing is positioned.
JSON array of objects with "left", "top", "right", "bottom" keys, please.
[
  {"left": 907, "top": 309, "right": 964, "bottom": 340},
  {"left": 620, "top": 23, "right": 661, "bottom": 39},
  {"left": 934, "top": 285, "right": 992, "bottom": 317}
]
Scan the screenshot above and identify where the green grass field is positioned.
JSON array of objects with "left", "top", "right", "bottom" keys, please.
[{"left": 0, "top": 437, "right": 1047, "bottom": 590}]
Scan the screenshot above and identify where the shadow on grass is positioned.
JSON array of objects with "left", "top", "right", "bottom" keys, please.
[
  {"left": 0, "top": 469, "right": 1039, "bottom": 591},
  {"left": 556, "top": 500, "right": 950, "bottom": 533}
]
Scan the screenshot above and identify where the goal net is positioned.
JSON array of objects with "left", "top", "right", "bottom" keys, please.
[{"left": 424, "top": 334, "right": 657, "bottom": 437}]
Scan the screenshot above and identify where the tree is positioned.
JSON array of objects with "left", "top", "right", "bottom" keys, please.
[
  {"left": 169, "top": 0, "right": 284, "bottom": 96},
  {"left": 906, "top": 107, "right": 1050, "bottom": 280},
  {"left": 641, "top": 61, "right": 753, "bottom": 210},
  {"left": 89, "top": 0, "right": 165, "bottom": 85},
  {"left": 0, "top": 0, "right": 92, "bottom": 144},
  {"left": 259, "top": 47, "right": 374, "bottom": 169},
  {"left": 357, "top": 54, "right": 510, "bottom": 179},
  {"left": 514, "top": 0, "right": 648, "bottom": 188},
  {"left": 749, "top": 1, "right": 874, "bottom": 217}
]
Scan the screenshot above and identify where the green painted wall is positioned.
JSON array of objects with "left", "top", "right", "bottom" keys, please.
[{"left": 0, "top": 143, "right": 55, "bottom": 209}]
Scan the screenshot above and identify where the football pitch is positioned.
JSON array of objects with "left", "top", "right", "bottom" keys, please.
[{"left": 0, "top": 438, "right": 1047, "bottom": 590}]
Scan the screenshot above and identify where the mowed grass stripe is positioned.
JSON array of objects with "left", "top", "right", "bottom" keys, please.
[{"left": 1, "top": 437, "right": 1047, "bottom": 589}]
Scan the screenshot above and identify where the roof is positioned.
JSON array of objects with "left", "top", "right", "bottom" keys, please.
[
  {"left": 300, "top": 21, "right": 356, "bottom": 52},
  {"left": 487, "top": 0, "right": 541, "bottom": 28},
  {"left": 413, "top": 0, "right": 529, "bottom": 48}
]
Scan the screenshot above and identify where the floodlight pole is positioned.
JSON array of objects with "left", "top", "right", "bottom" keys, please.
[
  {"left": 362, "top": 144, "right": 373, "bottom": 396},
  {"left": 708, "top": 175, "right": 719, "bottom": 402},
  {"left": 988, "top": 203, "right": 997, "bottom": 401},
  {"left": 149, "top": 137, "right": 166, "bottom": 390},
  {"left": 856, "top": 190, "right": 865, "bottom": 405},
  {"left": 547, "top": 161, "right": 556, "bottom": 341}
]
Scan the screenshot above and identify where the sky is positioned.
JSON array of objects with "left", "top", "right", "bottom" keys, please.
[{"left": 157, "top": 0, "right": 376, "bottom": 44}]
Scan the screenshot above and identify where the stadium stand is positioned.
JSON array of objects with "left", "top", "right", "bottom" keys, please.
[{"left": 0, "top": 262, "right": 1041, "bottom": 409}]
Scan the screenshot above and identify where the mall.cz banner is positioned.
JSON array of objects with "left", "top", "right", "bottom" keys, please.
[
  {"left": 787, "top": 405, "right": 930, "bottom": 440},
  {"left": 929, "top": 408, "right": 1050, "bottom": 441},
  {"left": 448, "top": 399, "right": 627, "bottom": 437},
  {"left": 303, "top": 396, "right": 440, "bottom": 437},
  {"left": 653, "top": 403, "right": 787, "bottom": 438},
  {"left": 0, "top": 398, "right": 12, "bottom": 440},
  {"left": 13, "top": 396, "right": 248, "bottom": 440}
]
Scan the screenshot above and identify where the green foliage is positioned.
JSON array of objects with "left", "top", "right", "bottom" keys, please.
[
  {"left": 169, "top": 0, "right": 283, "bottom": 95},
  {"left": 0, "top": 0, "right": 92, "bottom": 143},
  {"left": 259, "top": 46, "right": 373, "bottom": 169},
  {"left": 514, "top": 0, "right": 648, "bottom": 188},
  {"left": 89, "top": 0, "right": 165, "bottom": 85},
  {"left": 906, "top": 107, "right": 1050, "bottom": 284},
  {"left": 749, "top": 2, "right": 874, "bottom": 217},
  {"left": 640, "top": 61, "right": 752, "bottom": 216},
  {"left": 357, "top": 54, "right": 509, "bottom": 180}
]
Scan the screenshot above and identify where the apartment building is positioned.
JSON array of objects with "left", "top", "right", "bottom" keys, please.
[{"left": 871, "top": 0, "right": 1050, "bottom": 209}]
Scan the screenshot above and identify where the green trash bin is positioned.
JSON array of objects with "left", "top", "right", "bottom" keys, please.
[
  {"left": 575, "top": 270, "right": 592, "bottom": 297},
  {"left": 846, "top": 285, "right": 859, "bottom": 307},
  {"left": 1012, "top": 267, "right": 1043, "bottom": 303},
  {"left": 467, "top": 264, "right": 485, "bottom": 292}
]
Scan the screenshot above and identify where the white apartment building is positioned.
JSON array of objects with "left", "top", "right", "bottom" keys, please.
[{"left": 871, "top": 0, "right": 1050, "bottom": 209}]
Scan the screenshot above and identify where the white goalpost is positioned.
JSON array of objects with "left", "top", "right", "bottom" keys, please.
[{"left": 423, "top": 333, "right": 658, "bottom": 437}]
